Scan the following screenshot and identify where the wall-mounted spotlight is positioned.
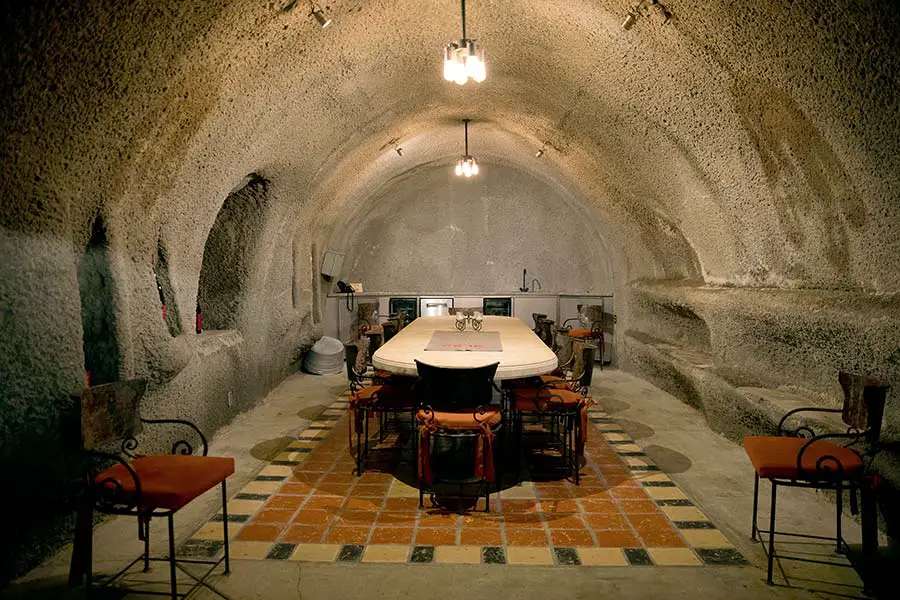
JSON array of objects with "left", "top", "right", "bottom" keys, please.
[
  {"left": 535, "top": 148, "right": 545, "bottom": 158},
  {"left": 311, "top": 2, "right": 332, "bottom": 28},
  {"left": 395, "top": 147, "right": 404, "bottom": 156}
]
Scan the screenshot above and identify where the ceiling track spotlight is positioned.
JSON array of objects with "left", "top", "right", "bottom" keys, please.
[
  {"left": 454, "top": 119, "right": 479, "bottom": 178},
  {"left": 395, "top": 147, "right": 404, "bottom": 156},
  {"left": 535, "top": 148, "right": 545, "bottom": 158},
  {"left": 622, "top": 0, "right": 671, "bottom": 30},
  {"left": 443, "top": 0, "right": 486, "bottom": 84},
  {"left": 310, "top": 2, "right": 332, "bottom": 28}
]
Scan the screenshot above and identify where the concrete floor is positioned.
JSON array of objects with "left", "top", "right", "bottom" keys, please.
[{"left": 3, "top": 370, "right": 878, "bottom": 600}]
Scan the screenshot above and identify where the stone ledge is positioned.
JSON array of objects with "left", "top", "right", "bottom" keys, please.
[
  {"left": 622, "top": 332, "right": 900, "bottom": 536},
  {"left": 195, "top": 329, "right": 243, "bottom": 356}
]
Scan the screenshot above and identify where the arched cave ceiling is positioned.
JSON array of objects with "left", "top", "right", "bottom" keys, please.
[{"left": 2, "top": 0, "right": 899, "bottom": 293}]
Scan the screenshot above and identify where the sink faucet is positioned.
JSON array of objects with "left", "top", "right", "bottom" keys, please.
[
  {"left": 519, "top": 268, "right": 529, "bottom": 292},
  {"left": 531, "top": 278, "right": 542, "bottom": 291}
]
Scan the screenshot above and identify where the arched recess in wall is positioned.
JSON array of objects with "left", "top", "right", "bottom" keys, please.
[
  {"left": 154, "top": 241, "right": 181, "bottom": 337},
  {"left": 197, "top": 174, "right": 269, "bottom": 330},
  {"left": 77, "top": 215, "right": 121, "bottom": 385}
]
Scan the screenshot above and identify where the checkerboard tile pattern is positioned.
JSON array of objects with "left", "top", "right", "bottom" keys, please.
[{"left": 181, "top": 395, "right": 747, "bottom": 567}]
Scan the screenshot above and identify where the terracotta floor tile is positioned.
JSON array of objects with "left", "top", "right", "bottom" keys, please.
[
  {"left": 353, "top": 483, "right": 390, "bottom": 497},
  {"left": 336, "top": 510, "right": 378, "bottom": 526},
  {"left": 317, "top": 483, "right": 352, "bottom": 495},
  {"left": 637, "top": 528, "right": 686, "bottom": 548},
  {"left": 376, "top": 511, "right": 419, "bottom": 526},
  {"left": 579, "top": 499, "right": 618, "bottom": 513},
  {"left": 503, "top": 514, "right": 545, "bottom": 529},
  {"left": 537, "top": 487, "right": 576, "bottom": 499},
  {"left": 542, "top": 499, "right": 580, "bottom": 513},
  {"left": 252, "top": 508, "right": 297, "bottom": 524},
  {"left": 415, "top": 527, "right": 458, "bottom": 546},
  {"left": 585, "top": 512, "right": 629, "bottom": 530},
  {"left": 369, "top": 526, "right": 415, "bottom": 545},
  {"left": 325, "top": 525, "right": 372, "bottom": 544},
  {"left": 281, "top": 524, "right": 327, "bottom": 544},
  {"left": 265, "top": 494, "right": 306, "bottom": 510},
  {"left": 383, "top": 497, "right": 421, "bottom": 511},
  {"left": 545, "top": 513, "right": 587, "bottom": 530},
  {"left": 418, "top": 511, "right": 460, "bottom": 528},
  {"left": 293, "top": 509, "right": 336, "bottom": 526},
  {"left": 236, "top": 523, "right": 284, "bottom": 542},
  {"left": 500, "top": 500, "right": 540, "bottom": 513},
  {"left": 297, "top": 462, "right": 333, "bottom": 472},
  {"left": 627, "top": 513, "right": 677, "bottom": 532},
  {"left": 359, "top": 472, "right": 393, "bottom": 484},
  {"left": 618, "top": 499, "right": 663, "bottom": 514},
  {"left": 505, "top": 528, "right": 549, "bottom": 546},
  {"left": 549, "top": 528, "right": 595, "bottom": 547},
  {"left": 594, "top": 529, "right": 641, "bottom": 548},
  {"left": 609, "top": 486, "right": 651, "bottom": 500},
  {"left": 343, "top": 497, "right": 381, "bottom": 511},
  {"left": 460, "top": 528, "right": 503, "bottom": 546},
  {"left": 287, "top": 473, "right": 320, "bottom": 485},
  {"left": 580, "top": 489, "right": 612, "bottom": 501},
  {"left": 303, "top": 495, "right": 344, "bottom": 510},
  {"left": 460, "top": 515, "right": 502, "bottom": 529}
]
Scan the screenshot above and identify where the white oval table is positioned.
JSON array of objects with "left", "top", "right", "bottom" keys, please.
[{"left": 372, "top": 316, "right": 558, "bottom": 380}]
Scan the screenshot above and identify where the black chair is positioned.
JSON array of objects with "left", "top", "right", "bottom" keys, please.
[
  {"left": 69, "top": 379, "right": 233, "bottom": 600},
  {"left": 414, "top": 361, "right": 503, "bottom": 512},
  {"left": 744, "top": 372, "right": 889, "bottom": 589},
  {"left": 510, "top": 344, "right": 596, "bottom": 485},
  {"left": 344, "top": 342, "right": 414, "bottom": 475}
]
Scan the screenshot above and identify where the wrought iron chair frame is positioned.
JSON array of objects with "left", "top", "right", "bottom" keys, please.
[
  {"left": 748, "top": 374, "right": 887, "bottom": 592},
  {"left": 345, "top": 343, "right": 415, "bottom": 476},
  {"left": 72, "top": 418, "right": 230, "bottom": 600},
  {"left": 511, "top": 344, "right": 595, "bottom": 485},
  {"left": 416, "top": 403, "right": 504, "bottom": 513}
]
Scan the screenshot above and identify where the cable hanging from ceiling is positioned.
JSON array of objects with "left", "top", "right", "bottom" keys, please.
[
  {"left": 443, "top": 0, "right": 486, "bottom": 84},
  {"left": 454, "top": 119, "right": 479, "bottom": 177}
]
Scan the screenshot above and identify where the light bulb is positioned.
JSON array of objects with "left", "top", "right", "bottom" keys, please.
[
  {"left": 465, "top": 52, "right": 480, "bottom": 78},
  {"left": 463, "top": 161, "right": 472, "bottom": 176},
  {"left": 471, "top": 161, "right": 479, "bottom": 175},
  {"left": 454, "top": 65, "right": 468, "bottom": 85},
  {"left": 443, "top": 46, "right": 456, "bottom": 81},
  {"left": 455, "top": 162, "right": 463, "bottom": 176},
  {"left": 472, "top": 55, "right": 486, "bottom": 83}
]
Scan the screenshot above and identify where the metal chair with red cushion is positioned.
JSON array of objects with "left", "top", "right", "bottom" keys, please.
[
  {"left": 344, "top": 341, "right": 415, "bottom": 475},
  {"left": 510, "top": 344, "right": 596, "bottom": 485},
  {"left": 744, "top": 372, "right": 888, "bottom": 588},
  {"left": 69, "top": 379, "right": 233, "bottom": 600},
  {"left": 414, "top": 360, "right": 503, "bottom": 513}
]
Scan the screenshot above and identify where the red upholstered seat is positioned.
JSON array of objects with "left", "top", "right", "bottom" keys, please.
[
  {"left": 743, "top": 436, "right": 864, "bottom": 480},
  {"left": 513, "top": 388, "right": 583, "bottom": 411},
  {"left": 95, "top": 455, "right": 235, "bottom": 511},
  {"left": 416, "top": 406, "right": 502, "bottom": 429},
  {"left": 353, "top": 384, "right": 413, "bottom": 407},
  {"left": 568, "top": 328, "right": 593, "bottom": 338}
]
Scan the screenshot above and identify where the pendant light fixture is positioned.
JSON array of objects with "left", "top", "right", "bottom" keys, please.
[
  {"left": 454, "top": 119, "right": 479, "bottom": 177},
  {"left": 443, "top": 0, "right": 486, "bottom": 84}
]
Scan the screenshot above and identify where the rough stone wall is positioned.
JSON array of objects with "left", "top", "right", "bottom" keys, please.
[
  {"left": 1, "top": 0, "right": 899, "bottom": 582},
  {"left": 341, "top": 163, "right": 615, "bottom": 294}
]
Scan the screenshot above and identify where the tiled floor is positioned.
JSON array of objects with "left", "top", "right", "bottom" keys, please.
[{"left": 182, "top": 393, "right": 747, "bottom": 567}]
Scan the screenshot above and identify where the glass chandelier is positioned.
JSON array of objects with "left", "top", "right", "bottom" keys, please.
[
  {"left": 443, "top": 0, "right": 486, "bottom": 85},
  {"left": 454, "top": 119, "right": 480, "bottom": 177}
]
